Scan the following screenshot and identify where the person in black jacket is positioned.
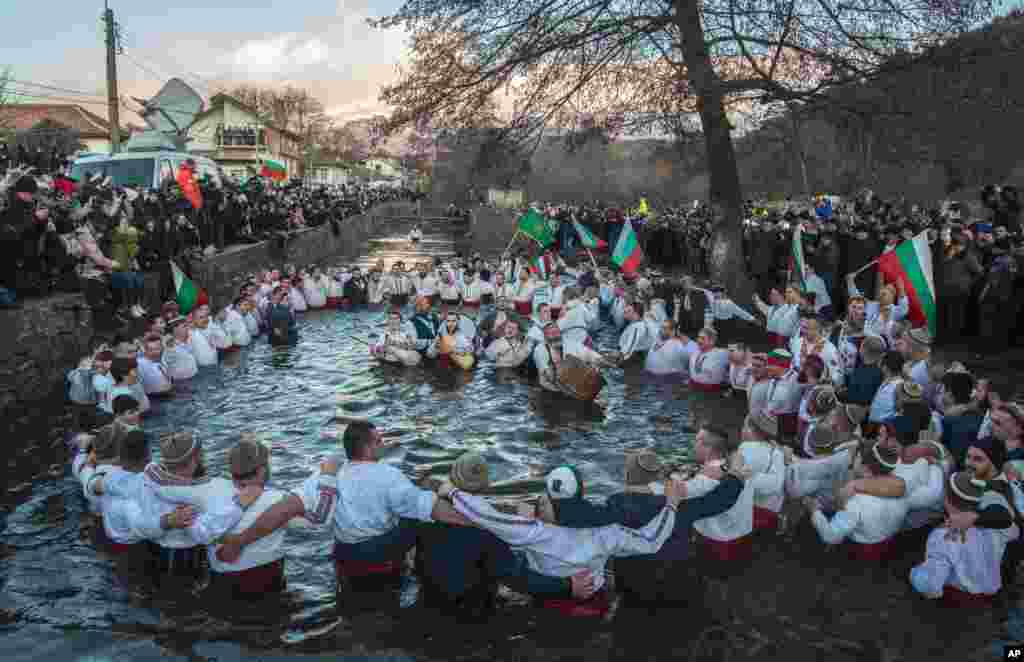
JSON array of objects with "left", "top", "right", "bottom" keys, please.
[{"left": 545, "top": 454, "right": 744, "bottom": 607}]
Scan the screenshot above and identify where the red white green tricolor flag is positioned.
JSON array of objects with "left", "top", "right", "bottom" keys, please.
[
  {"left": 791, "top": 223, "right": 807, "bottom": 288},
  {"left": 260, "top": 158, "right": 287, "bottom": 181},
  {"left": 611, "top": 218, "right": 642, "bottom": 273},
  {"left": 572, "top": 219, "right": 608, "bottom": 250},
  {"left": 878, "top": 231, "right": 937, "bottom": 337},
  {"left": 171, "top": 260, "right": 203, "bottom": 314}
]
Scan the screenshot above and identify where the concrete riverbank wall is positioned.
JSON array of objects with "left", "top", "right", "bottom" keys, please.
[{"left": 0, "top": 202, "right": 457, "bottom": 446}]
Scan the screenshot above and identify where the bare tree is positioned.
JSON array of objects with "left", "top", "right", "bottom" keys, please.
[{"left": 374, "top": 0, "right": 994, "bottom": 292}]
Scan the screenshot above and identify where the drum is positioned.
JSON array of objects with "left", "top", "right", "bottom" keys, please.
[{"left": 557, "top": 355, "right": 605, "bottom": 401}]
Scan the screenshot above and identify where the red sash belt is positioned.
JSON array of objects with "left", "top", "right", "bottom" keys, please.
[
  {"left": 777, "top": 413, "right": 799, "bottom": 436},
  {"left": 217, "top": 559, "right": 286, "bottom": 595},
  {"left": 690, "top": 381, "right": 726, "bottom": 393},
  {"left": 846, "top": 538, "right": 896, "bottom": 562},
  {"left": 514, "top": 301, "right": 532, "bottom": 316},
  {"left": 463, "top": 300, "right": 481, "bottom": 308},
  {"left": 438, "top": 354, "right": 452, "bottom": 369},
  {"left": 753, "top": 507, "right": 779, "bottom": 532},
  {"left": 542, "top": 589, "right": 610, "bottom": 617},
  {"left": 218, "top": 345, "right": 240, "bottom": 356},
  {"left": 326, "top": 296, "right": 343, "bottom": 308},
  {"left": 106, "top": 540, "right": 142, "bottom": 555},
  {"left": 335, "top": 558, "right": 403, "bottom": 579},
  {"left": 940, "top": 585, "right": 995, "bottom": 608},
  {"left": 766, "top": 332, "right": 788, "bottom": 349},
  {"left": 700, "top": 534, "right": 753, "bottom": 563}
]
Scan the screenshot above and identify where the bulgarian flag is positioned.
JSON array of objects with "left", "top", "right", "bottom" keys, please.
[
  {"left": 878, "top": 231, "right": 937, "bottom": 337},
  {"left": 260, "top": 158, "right": 287, "bottom": 181},
  {"left": 171, "top": 260, "right": 206, "bottom": 314},
  {"left": 791, "top": 224, "right": 807, "bottom": 288},
  {"left": 572, "top": 218, "right": 607, "bottom": 250},
  {"left": 611, "top": 218, "right": 642, "bottom": 273}
]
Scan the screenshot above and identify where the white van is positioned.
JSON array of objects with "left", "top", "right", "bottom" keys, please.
[{"left": 70, "top": 151, "right": 224, "bottom": 190}]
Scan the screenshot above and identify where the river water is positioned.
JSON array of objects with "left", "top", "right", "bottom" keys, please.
[{"left": 0, "top": 240, "right": 1015, "bottom": 661}]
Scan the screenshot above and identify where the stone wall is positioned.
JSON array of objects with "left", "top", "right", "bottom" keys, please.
[{"left": 0, "top": 294, "right": 97, "bottom": 428}]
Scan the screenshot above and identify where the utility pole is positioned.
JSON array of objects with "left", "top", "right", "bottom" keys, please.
[{"left": 103, "top": 1, "right": 121, "bottom": 154}]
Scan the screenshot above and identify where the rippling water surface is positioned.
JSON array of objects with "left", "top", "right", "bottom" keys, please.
[{"left": 0, "top": 246, "right": 1011, "bottom": 661}]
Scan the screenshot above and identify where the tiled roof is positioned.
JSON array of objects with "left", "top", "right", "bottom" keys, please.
[{"left": 0, "top": 104, "right": 125, "bottom": 138}]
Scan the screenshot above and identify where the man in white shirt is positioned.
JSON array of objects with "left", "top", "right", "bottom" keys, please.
[
  {"left": 752, "top": 286, "right": 801, "bottom": 348},
  {"left": 485, "top": 318, "right": 533, "bottom": 369},
  {"left": 136, "top": 335, "right": 173, "bottom": 396},
  {"left": 618, "top": 300, "right": 656, "bottom": 362},
  {"left": 739, "top": 413, "right": 786, "bottom": 532},
  {"left": 910, "top": 472, "right": 1019, "bottom": 606},
  {"left": 533, "top": 323, "right": 614, "bottom": 396},
  {"left": 789, "top": 314, "right": 844, "bottom": 387},
  {"left": 215, "top": 421, "right": 471, "bottom": 590},
  {"left": 80, "top": 426, "right": 197, "bottom": 555},
  {"left": 689, "top": 327, "right": 730, "bottom": 392},
  {"left": 644, "top": 320, "right": 697, "bottom": 377},
  {"left": 188, "top": 304, "right": 220, "bottom": 367},
  {"left": 136, "top": 431, "right": 263, "bottom": 583},
  {"left": 163, "top": 317, "right": 199, "bottom": 382},
  {"left": 803, "top": 264, "right": 833, "bottom": 318},
  {"left": 805, "top": 442, "right": 908, "bottom": 561},
  {"left": 894, "top": 327, "right": 932, "bottom": 389},
  {"left": 685, "top": 425, "right": 755, "bottom": 564}
]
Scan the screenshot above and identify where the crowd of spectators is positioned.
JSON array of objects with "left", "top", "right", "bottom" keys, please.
[
  {"left": 0, "top": 151, "right": 420, "bottom": 321},
  {"left": 536, "top": 186, "right": 1023, "bottom": 355}
]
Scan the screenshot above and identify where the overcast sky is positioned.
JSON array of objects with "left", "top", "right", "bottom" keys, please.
[{"left": 1, "top": 1, "right": 408, "bottom": 123}]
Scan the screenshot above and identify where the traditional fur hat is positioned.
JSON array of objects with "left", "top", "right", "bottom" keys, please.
[
  {"left": 625, "top": 452, "right": 664, "bottom": 486},
  {"left": 451, "top": 452, "right": 490, "bottom": 493}
]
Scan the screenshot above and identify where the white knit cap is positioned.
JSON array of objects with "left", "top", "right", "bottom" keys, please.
[{"left": 545, "top": 466, "right": 580, "bottom": 500}]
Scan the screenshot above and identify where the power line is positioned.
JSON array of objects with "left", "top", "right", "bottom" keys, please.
[
  {"left": 3, "top": 90, "right": 137, "bottom": 115},
  {"left": 117, "top": 27, "right": 212, "bottom": 95},
  {"left": 4, "top": 90, "right": 114, "bottom": 107},
  {"left": 120, "top": 51, "right": 169, "bottom": 84},
  {"left": 6, "top": 79, "right": 106, "bottom": 99}
]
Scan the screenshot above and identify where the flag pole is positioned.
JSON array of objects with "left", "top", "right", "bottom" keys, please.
[{"left": 502, "top": 230, "right": 522, "bottom": 258}]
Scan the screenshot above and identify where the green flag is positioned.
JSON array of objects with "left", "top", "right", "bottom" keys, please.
[{"left": 516, "top": 209, "right": 555, "bottom": 247}]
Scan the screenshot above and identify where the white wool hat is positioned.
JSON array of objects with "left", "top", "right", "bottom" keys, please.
[{"left": 545, "top": 466, "right": 581, "bottom": 500}]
